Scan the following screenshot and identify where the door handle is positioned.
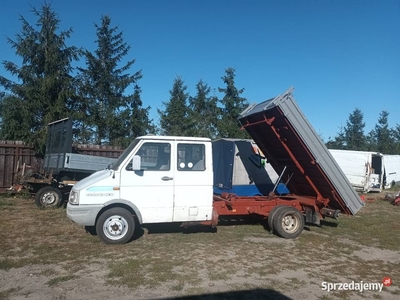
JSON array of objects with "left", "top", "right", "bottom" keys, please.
[{"left": 161, "top": 176, "right": 174, "bottom": 181}]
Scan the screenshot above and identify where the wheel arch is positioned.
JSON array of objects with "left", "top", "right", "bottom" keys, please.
[{"left": 97, "top": 199, "right": 143, "bottom": 225}]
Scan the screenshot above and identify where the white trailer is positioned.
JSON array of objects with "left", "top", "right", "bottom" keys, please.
[
  {"left": 383, "top": 154, "right": 400, "bottom": 189},
  {"left": 329, "top": 149, "right": 384, "bottom": 193}
]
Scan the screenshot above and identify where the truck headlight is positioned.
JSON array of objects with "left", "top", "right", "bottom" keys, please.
[{"left": 69, "top": 190, "right": 79, "bottom": 205}]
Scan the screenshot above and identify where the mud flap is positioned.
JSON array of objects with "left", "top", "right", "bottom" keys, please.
[{"left": 305, "top": 207, "right": 320, "bottom": 225}]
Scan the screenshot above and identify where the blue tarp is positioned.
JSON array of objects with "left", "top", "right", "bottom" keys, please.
[{"left": 212, "top": 139, "right": 289, "bottom": 196}]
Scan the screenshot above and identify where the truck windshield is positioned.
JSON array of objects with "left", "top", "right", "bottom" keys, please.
[{"left": 109, "top": 139, "right": 140, "bottom": 171}]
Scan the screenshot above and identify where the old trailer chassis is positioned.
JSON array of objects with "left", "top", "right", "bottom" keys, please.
[{"left": 213, "top": 192, "right": 339, "bottom": 225}]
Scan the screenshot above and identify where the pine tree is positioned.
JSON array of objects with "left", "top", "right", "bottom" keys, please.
[
  {"left": 326, "top": 126, "right": 346, "bottom": 149},
  {"left": 393, "top": 124, "right": 400, "bottom": 154},
  {"left": 77, "top": 15, "right": 142, "bottom": 145},
  {"left": 188, "top": 80, "right": 219, "bottom": 138},
  {"left": 158, "top": 77, "right": 191, "bottom": 136},
  {"left": 365, "top": 129, "right": 378, "bottom": 152},
  {"left": 374, "top": 110, "right": 394, "bottom": 154},
  {"left": 217, "top": 68, "right": 249, "bottom": 138},
  {"left": 343, "top": 108, "right": 366, "bottom": 150},
  {"left": 121, "top": 84, "right": 155, "bottom": 145},
  {"left": 0, "top": 2, "right": 79, "bottom": 153}
]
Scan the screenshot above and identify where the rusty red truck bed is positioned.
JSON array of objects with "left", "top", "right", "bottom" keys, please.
[{"left": 237, "top": 87, "right": 363, "bottom": 215}]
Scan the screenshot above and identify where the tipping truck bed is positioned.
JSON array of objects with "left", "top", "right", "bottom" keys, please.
[{"left": 237, "top": 87, "right": 364, "bottom": 215}]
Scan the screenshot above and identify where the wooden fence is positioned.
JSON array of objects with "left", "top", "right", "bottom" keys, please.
[{"left": 0, "top": 141, "right": 124, "bottom": 191}]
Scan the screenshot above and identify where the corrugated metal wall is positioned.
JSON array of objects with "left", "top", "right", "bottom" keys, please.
[{"left": 0, "top": 141, "right": 124, "bottom": 191}]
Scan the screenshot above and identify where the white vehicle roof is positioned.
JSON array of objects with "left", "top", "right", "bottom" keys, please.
[{"left": 137, "top": 135, "right": 211, "bottom": 142}]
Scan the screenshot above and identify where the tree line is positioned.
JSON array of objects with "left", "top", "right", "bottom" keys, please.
[
  {"left": 0, "top": 3, "right": 399, "bottom": 156},
  {"left": 326, "top": 109, "right": 400, "bottom": 154},
  {"left": 0, "top": 3, "right": 249, "bottom": 154}
]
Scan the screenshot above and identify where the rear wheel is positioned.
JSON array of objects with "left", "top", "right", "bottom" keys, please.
[
  {"left": 35, "top": 186, "right": 63, "bottom": 208},
  {"left": 267, "top": 206, "right": 286, "bottom": 232},
  {"left": 273, "top": 207, "right": 304, "bottom": 239},
  {"left": 96, "top": 208, "right": 135, "bottom": 244}
]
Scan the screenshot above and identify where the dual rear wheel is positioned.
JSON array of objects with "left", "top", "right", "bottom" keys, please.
[{"left": 268, "top": 206, "right": 304, "bottom": 239}]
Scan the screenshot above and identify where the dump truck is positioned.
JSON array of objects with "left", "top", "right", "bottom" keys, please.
[
  {"left": 66, "top": 87, "right": 364, "bottom": 244},
  {"left": 13, "top": 118, "right": 117, "bottom": 208}
]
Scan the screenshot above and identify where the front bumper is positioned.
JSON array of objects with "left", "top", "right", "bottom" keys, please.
[{"left": 66, "top": 204, "right": 103, "bottom": 226}]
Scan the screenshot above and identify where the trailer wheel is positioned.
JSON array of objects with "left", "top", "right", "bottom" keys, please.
[
  {"left": 267, "top": 206, "right": 286, "bottom": 232},
  {"left": 273, "top": 207, "right": 304, "bottom": 239},
  {"left": 96, "top": 208, "right": 135, "bottom": 244},
  {"left": 35, "top": 186, "right": 63, "bottom": 208}
]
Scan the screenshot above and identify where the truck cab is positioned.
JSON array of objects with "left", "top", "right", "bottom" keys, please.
[{"left": 67, "top": 135, "right": 214, "bottom": 244}]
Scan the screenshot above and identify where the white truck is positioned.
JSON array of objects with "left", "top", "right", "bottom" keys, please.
[
  {"left": 328, "top": 149, "right": 384, "bottom": 193},
  {"left": 67, "top": 88, "right": 364, "bottom": 244},
  {"left": 383, "top": 154, "right": 400, "bottom": 189}
]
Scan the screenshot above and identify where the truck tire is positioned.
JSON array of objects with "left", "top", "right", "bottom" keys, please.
[
  {"left": 273, "top": 207, "right": 304, "bottom": 239},
  {"left": 35, "top": 186, "right": 63, "bottom": 208},
  {"left": 96, "top": 208, "right": 135, "bottom": 244},
  {"left": 267, "top": 206, "right": 286, "bottom": 232}
]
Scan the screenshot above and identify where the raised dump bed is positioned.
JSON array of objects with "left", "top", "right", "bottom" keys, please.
[{"left": 238, "top": 87, "right": 364, "bottom": 215}]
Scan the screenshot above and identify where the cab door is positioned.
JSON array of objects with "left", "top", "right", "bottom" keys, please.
[
  {"left": 172, "top": 142, "right": 213, "bottom": 222},
  {"left": 120, "top": 141, "right": 175, "bottom": 223}
]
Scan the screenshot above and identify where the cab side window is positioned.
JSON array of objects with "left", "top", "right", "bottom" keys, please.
[
  {"left": 177, "top": 143, "right": 205, "bottom": 171},
  {"left": 126, "top": 142, "right": 171, "bottom": 171}
]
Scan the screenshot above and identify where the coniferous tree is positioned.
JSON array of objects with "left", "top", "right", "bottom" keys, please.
[
  {"left": 0, "top": 2, "right": 79, "bottom": 153},
  {"left": 77, "top": 15, "right": 142, "bottom": 145},
  {"left": 158, "top": 77, "right": 191, "bottom": 136},
  {"left": 122, "top": 84, "right": 155, "bottom": 145},
  {"left": 343, "top": 108, "right": 366, "bottom": 150},
  {"left": 188, "top": 80, "right": 219, "bottom": 138},
  {"left": 393, "top": 124, "right": 400, "bottom": 154},
  {"left": 365, "top": 129, "right": 378, "bottom": 152},
  {"left": 326, "top": 126, "right": 346, "bottom": 149},
  {"left": 217, "top": 68, "right": 249, "bottom": 138},
  {"left": 374, "top": 110, "right": 394, "bottom": 154}
]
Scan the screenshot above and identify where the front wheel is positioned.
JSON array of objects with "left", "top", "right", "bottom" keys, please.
[
  {"left": 35, "top": 186, "right": 63, "bottom": 208},
  {"left": 273, "top": 207, "right": 304, "bottom": 239},
  {"left": 96, "top": 208, "right": 135, "bottom": 244}
]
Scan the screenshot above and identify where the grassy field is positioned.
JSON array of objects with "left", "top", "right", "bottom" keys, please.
[{"left": 0, "top": 191, "right": 399, "bottom": 300}]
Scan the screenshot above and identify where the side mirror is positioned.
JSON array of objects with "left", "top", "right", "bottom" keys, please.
[{"left": 131, "top": 155, "right": 141, "bottom": 171}]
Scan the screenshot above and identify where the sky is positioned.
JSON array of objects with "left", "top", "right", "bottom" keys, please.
[{"left": 0, "top": 0, "right": 399, "bottom": 141}]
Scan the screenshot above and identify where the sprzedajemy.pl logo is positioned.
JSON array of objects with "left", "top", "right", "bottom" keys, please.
[{"left": 321, "top": 277, "right": 392, "bottom": 293}]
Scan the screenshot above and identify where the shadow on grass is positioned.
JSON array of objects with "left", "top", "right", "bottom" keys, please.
[
  {"left": 162, "top": 288, "right": 292, "bottom": 300},
  {"left": 142, "top": 215, "right": 267, "bottom": 235},
  {"left": 143, "top": 223, "right": 217, "bottom": 235},
  {"left": 318, "top": 219, "right": 339, "bottom": 228},
  {"left": 217, "top": 215, "right": 265, "bottom": 226},
  {"left": 84, "top": 225, "right": 146, "bottom": 242}
]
